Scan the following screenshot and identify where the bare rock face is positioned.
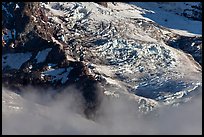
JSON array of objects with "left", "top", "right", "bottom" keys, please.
[
  {"left": 2, "top": 2, "right": 105, "bottom": 118},
  {"left": 95, "top": 2, "right": 108, "bottom": 7},
  {"left": 167, "top": 36, "right": 202, "bottom": 65}
]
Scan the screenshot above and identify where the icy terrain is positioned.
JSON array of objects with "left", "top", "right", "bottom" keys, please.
[{"left": 2, "top": 2, "right": 202, "bottom": 135}]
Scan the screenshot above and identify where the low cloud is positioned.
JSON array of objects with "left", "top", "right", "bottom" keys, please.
[{"left": 2, "top": 86, "right": 202, "bottom": 135}]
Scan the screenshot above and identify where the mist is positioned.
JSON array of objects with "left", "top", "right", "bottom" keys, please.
[{"left": 2, "top": 86, "right": 202, "bottom": 135}]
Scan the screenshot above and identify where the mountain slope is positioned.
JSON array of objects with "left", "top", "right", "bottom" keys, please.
[{"left": 2, "top": 2, "right": 202, "bottom": 133}]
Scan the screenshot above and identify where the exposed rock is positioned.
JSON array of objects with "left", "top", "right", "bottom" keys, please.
[{"left": 95, "top": 2, "right": 108, "bottom": 8}]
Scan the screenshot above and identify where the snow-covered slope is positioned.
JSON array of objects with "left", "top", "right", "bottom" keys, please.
[
  {"left": 2, "top": 2, "right": 202, "bottom": 134},
  {"left": 129, "top": 2, "right": 202, "bottom": 36}
]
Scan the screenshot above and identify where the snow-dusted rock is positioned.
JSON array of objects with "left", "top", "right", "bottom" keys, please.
[{"left": 2, "top": 2, "right": 202, "bottom": 117}]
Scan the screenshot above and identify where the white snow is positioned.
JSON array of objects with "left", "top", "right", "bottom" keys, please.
[
  {"left": 51, "top": 36, "right": 64, "bottom": 49},
  {"left": 2, "top": 89, "right": 25, "bottom": 114},
  {"left": 104, "top": 90, "right": 119, "bottom": 98},
  {"left": 104, "top": 77, "right": 119, "bottom": 86},
  {"left": 47, "top": 63, "right": 57, "bottom": 69},
  {"left": 42, "top": 3, "right": 65, "bottom": 17},
  {"left": 66, "top": 55, "right": 76, "bottom": 62},
  {"left": 2, "top": 1, "right": 202, "bottom": 120},
  {"left": 15, "top": 4, "right": 20, "bottom": 9},
  {"left": 41, "top": 67, "right": 73, "bottom": 84},
  {"left": 94, "top": 65, "right": 114, "bottom": 77},
  {"left": 35, "top": 48, "right": 52, "bottom": 63},
  {"left": 129, "top": 2, "right": 202, "bottom": 36},
  {"left": 41, "top": 2, "right": 202, "bottom": 46},
  {"left": 2, "top": 53, "right": 32, "bottom": 70},
  {"left": 28, "top": 65, "right": 32, "bottom": 70}
]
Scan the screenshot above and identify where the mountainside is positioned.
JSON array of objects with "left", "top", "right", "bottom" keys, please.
[{"left": 2, "top": 2, "right": 202, "bottom": 135}]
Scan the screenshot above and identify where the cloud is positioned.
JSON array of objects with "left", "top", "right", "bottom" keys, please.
[{"left": 2, "top": 86, "right": 202, "bottom": 135}]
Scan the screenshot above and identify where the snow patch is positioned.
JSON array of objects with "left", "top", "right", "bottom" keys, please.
[
  {"left": 41, "top": 67, "right": 73, "bottom": 84},
  {"left": 35, "top": 48, "right": 52, "bottom": 63},
  {"left": 129, "top": 2, "right": 202, "bottom": 36},
  {"left": 2, "top": 53, "right": 32, "bottom": 70}
]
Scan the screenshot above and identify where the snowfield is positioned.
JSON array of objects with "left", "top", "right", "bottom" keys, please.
[
  {"left": 2, "top": 52, "right": 32, "bottom": 70},
  {"left": 2, "top": 2, "right": 202, "bottom": 135}
]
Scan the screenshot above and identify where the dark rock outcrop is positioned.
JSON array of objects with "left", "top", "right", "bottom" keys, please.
[
  {"left": 95, "top": 2, "right": 108, "bottom": 7},
  {"left": 2, "top": 2, "right": 104, "bottom": 119}
]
